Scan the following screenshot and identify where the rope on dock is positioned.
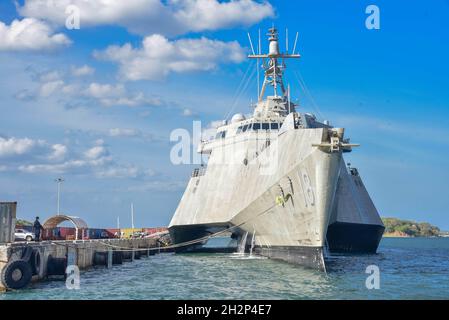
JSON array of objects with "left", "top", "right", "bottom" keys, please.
[
  {"left": 48, "top": 202, "right": 278, "bottom": 253},
  {"left": 90, "top": 202, "right": 278, "bottom": 252},
  {"left": 46, "top": 201, "right": 279, "bottom": 253}
]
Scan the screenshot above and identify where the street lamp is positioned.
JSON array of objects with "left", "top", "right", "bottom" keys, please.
[{"left": 55, "top": 177, "right": 64, "bottom": 215}]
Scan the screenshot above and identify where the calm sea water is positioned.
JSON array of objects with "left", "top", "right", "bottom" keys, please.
[{"left": 1, "top": 237, "right": 449, "bottom": 300}]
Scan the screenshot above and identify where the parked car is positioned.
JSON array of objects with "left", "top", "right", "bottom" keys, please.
[
  {"left": 131, "top": 231, "right": 147, "bottom": 239},
  {"left": 15, "top": 229, "right": 35, "bottom": 241}
]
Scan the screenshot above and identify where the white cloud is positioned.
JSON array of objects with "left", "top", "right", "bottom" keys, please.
[
  {"left": 173, "top": 0, "right": 275, "bottom": 33},
  {"left": 14, "top": 89, "right": 35, "bottom": 101},
  {"left": 48, "top": 144, "right": 67, "bottom": 161},
  {"left": 17, "top": 147, "right": 148, "bottom": 179},
  {"left": 95, "top": 166, "right": 140, "bottom": 179},
  {"left": 18, "top": 160, "right": 148, "bottom": 179},
  {"left": 27, "top": 73, "right": 160, "bottom": 108},
  {"left": 0, "top": 136, "right": 45, "bottom": 157},
  {"left": 39, "top": 80, "right": 64, "bottom": 97},
  {"left": 0, "top": 18, "right": 70, "bottom": 51},
  {"left": 95, "top": 35, "right": 246, "bottom": 80},
  {"left": 182, "top": 108, "right": 194, "bottom": 116},
  {"left": 71, "top": 65, "right": 95, "bottom": 76},
  {"left": 109, "top": 128, "right": 141, "bottom": 137},
  {"left": 18, "top": 0, "right": 274, "bottom": 36},
  {"left": 83, "top": 82, "right": 162, "bottom": 107},
  {"left": 84, "top": 83, "right": 125, "bottom": 99},
  {"left": 0, "top": 136, "right": 70, "bottom": 165},
  {"left": 84, "top": 145, "right": 108, "bottom": 160},
  {"left": 39, "top": 70, "right": 62, "bottom": 82},
  {"left": 126, "top": 180, "right": 186, "bottom": 192},
  {"left": 7, "top": 136, "right": 145, "bottom": 178},
  {"left": 61, "top": 84, "right": 80, "bottom": 95},
  {"left": 19, "top": 160, "right": 86, "bottom": 174}
]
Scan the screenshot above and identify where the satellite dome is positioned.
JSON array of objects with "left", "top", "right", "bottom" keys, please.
[{"left": 231, "top": 113, "right": 246, "bottom": 123}]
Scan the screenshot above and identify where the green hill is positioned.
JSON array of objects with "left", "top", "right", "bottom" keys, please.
[{"left": 382, "top": 217, "right": 440, "bottom": 237}]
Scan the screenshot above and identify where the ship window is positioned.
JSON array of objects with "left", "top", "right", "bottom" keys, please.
[
  {"left": 271, "top": 123, "right": 279, "bottom": 130},
  {"left": 253, "top": 123, "right": 261, "bottom": 130},
  {"left": 215, "top": 131, "right": 226, "bottom": 139},
  {"left": 236, "top": 126, "right": 243, "bottom": 134},
  {"left": 262, "top": 123, "right": 270, "bottom": 130},
  {"left": 247, "top": 124, "right": 252, "bottom": 130},
  {"left": 242, "top": 124, "right": 248, "bottom": 132}
]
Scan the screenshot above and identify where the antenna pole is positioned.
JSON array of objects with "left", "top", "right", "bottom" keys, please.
[
  {"left": 248, "top": 28, "right": 300, "bottom": 102},
  {"left": 292, "top": 32, "right": 299, "bottom": 55},
  {"left": 247, "top": 32, "right": 256, "bottom": 55},
  {"left": 257, "top": 29, "right": 261, "bottom": 100}
]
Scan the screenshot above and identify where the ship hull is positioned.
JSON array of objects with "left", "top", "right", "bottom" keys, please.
[
  {"left": 169, "top": 223, "right": 326, "bottom": 270},
  {"left": 255, "top": 246, "right": 326, "bottom": 271},
  {"left": 169, "top": 126, "right": 384, "bottom": 270},
  {"left": 168, "top": 223, "right": 230, "bottom": 252},
  {"left": 326, "top": 222, "right": 384, "bottom": 253},
  {"left": 326, "top": 160, "right": 385, "bottom": 254}
]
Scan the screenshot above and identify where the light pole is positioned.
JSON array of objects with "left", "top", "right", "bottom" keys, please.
[
  {"left": 55, "top": 177, "right": 64, "bottom": 215},
  {"left": 131, "top": 203, "right": 135, "bottom": 230}
]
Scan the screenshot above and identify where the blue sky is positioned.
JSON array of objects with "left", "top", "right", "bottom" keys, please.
[{"left": 1, "top": 0, "right": 448, "bottom": 229}]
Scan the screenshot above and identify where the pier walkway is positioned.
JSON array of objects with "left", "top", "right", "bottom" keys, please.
[{"left": 0, "top": 237, "right": 166, "bottom": 292}]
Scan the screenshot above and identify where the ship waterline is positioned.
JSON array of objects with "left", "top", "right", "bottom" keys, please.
[{"left": 168, "top": 27, "right": 384, "bottom": 269}]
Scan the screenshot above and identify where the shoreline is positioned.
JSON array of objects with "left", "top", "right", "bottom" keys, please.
[{"left": 383, "top": 234, "right": 447, "bottom": 238}]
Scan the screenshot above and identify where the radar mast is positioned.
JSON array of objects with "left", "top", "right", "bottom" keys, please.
[{"left": 248, "top": 27, "right": 300, "bottom": 102}]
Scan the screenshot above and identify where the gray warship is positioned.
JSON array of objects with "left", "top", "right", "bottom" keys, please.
[{"left": 169, "top": 27, "right": 384, "bottom": 270}]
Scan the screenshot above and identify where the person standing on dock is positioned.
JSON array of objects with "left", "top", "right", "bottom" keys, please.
[{"left": 33, "top": 216, "right": 43, "bottom": 242}]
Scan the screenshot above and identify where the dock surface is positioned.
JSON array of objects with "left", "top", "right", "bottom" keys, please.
[{"left": 0, "top": 237, "right": 162, "bottom": 292}]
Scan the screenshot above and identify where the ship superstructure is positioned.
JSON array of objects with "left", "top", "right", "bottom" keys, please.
[{"left": 168, "top": 27, "right": 384, "bottom": 270}]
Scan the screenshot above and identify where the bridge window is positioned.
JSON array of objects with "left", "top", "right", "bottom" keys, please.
[
  {"left": 253, "top": 123, "right": 261, "bottom": 130},
  {"left": 215, "top": 131, "right": 226, "bottom": 139},
  {"left": 242, "top": 124, "right": 248, "bottom": 132},
  {"left": 262, "top": 123, "right": 270, "bottom": 130},
  {"left": 271, "top": 123, "right": 279, "bottom": 130}
]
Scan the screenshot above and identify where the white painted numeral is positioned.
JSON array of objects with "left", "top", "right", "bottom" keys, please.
[{"left": 299, "top": 169, "right": 315, "bottom": 207}]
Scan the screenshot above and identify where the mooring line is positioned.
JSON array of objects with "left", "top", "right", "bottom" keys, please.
[
  {"left": 70, "top": 202, "right": 278, "bottom": 253},
  {"left": 45, "top": 201, "right": 278, "bottom": 254}
]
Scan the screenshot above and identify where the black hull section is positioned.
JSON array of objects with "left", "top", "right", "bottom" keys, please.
[
  {"left": 326, "top": 222, "right": 385, "bottom": 254},
  {"left": 255, "top": 246, "right": 325, "bottom": 271},
  {"left": 169, "top": 221, "right": 384, "bottom": 270},
  {"left": 168, "top": 223, "right": 231, "bottom": 252}
]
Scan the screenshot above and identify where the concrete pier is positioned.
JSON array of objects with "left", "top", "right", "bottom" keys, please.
[{"left": 0, "top": 237, "right": 160, "bottom": 292}]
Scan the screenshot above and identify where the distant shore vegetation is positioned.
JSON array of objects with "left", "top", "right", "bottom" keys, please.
[
  {"left": 16, "top": 219, "right": 33, "bottom": 226},
  {"left": 382, "top": 217, "right": 441, "bottom": 237}
]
